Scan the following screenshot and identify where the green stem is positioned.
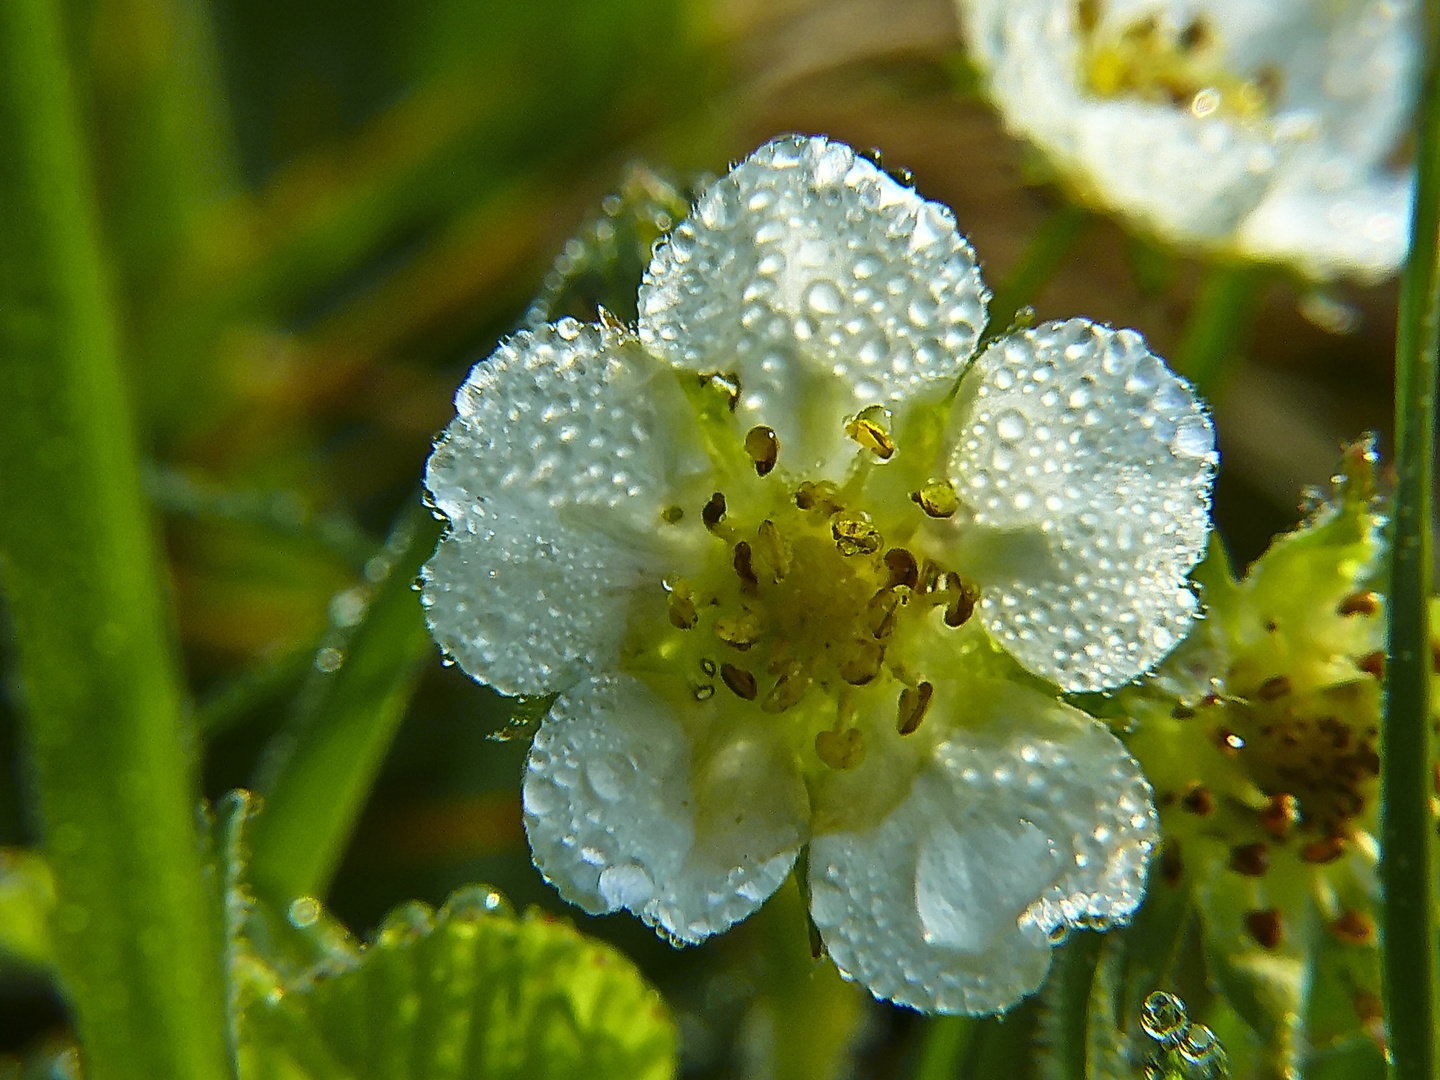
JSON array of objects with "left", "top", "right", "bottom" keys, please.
[
  {"left": 1171, "top": 261, "right": 1267, "bottom": 396},
  {"left": 0, "top": 0, "right": 230, "bottom": 1077},
  {"left": 1380, "top": 5, "right": 1440, "bottom": 1079},
  {"left": 911, "top": 1017, "right": 976, "bottom": 1080},
  {"left": 245, "top": 501, "right": 441, "bottom": 908},
  {"left": 981, "top": 203, "right": 1091, "bottom": 345}
]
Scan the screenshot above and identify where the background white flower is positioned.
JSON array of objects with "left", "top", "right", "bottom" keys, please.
[
  {"left": 957, "top": 0, "right": 1420, "bottom": 282},
  {"left": 423, "top": 135, "right": 1217, "bottom": 1014}
]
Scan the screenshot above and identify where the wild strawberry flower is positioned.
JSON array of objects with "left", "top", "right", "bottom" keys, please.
[
  {"left": 957, "top": 0, "right": 1420, "bottom": 282},
  {"left": 422, "top": 135, "right": 1217, "bottom": 1014}
]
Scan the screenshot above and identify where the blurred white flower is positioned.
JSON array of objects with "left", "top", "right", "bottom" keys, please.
[
  {"left": 422, "top": 136, "right": 1217, "bottom": 1014},
  {"left": 957, "top": 0, "right": 1420, "bottom": 281}
]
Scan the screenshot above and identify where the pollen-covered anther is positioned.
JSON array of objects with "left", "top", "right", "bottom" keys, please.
[
  {"left": 845, "top": 414, "right": 896, "bottom": 460},
  {"left": 866, "top": 589, "right": 900, "bottom": 639},
  {"left": 714, "top": 612, "right": 762, "bottom": 651},
  {"left": 896, "top": 681, "right": 934, "bottom": 735},
  {"left": 794, "top": 480, "right": 843, "bottom": 517},
  {"left": 1259, "top": 792, "right": 1299, "bottom": 838},
  {"left": 1301, "top": 835, "right": 1347, "bottom": 864},
  {"left": 720, "top": 663, "right": 758, "bottom": 700},
  {"left": 661, "top": 505, "right": 684, "bottom": 524},
  {"left": 702, "top": 491, "right": 727, "bottom": 531},
  {"left": 762, "top": 660, "right": 812, "bottom": 714},
  {"left": 911, "top": 479, "right": 960, "bottom": 519},
  {"left": 666, "top": 580, "right": 698, "bottom": 629},
  {"left": 839, "top": 638, "right": 886, "bottom": 685},
  {"left": 1329, "top": 909, "right": 1377, "bottom": 946},
  {"left": 1180, "top": 784, "right": 1214, "bottom": 816},
  {"left": 1337, "top": 590, "right": 1381, "bottom": 617},
  {"left": 745, "top": 425, "right": 780, "bottom": 477},
  {"left": 815, "top": 726, "right": 866, "bottom": 770},
  {"left": 832, "top": 512, "right": 882, "bottom": 557},
  {"left": 1255, "top": 675, "right": 1292, "bottom": 701},
  {"left": 755, "top": 519, "right": 791, "bottom": 579},
  {"left": 1357, "top": 650, "right": 1385, "bottom": 678}
]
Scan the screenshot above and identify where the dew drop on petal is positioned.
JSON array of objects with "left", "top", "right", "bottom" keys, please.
[{"left": 598, "top": 861, "right": 656, "bottom": 911}]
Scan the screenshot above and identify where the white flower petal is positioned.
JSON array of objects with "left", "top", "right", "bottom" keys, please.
[
  {"left": 524, "top": 673, "right": 808, "bottom": 945},
  {"left": 807, "top": 679, "right": 1157, "bottom": 1015},
  {"left": 638, "top": 134, "right": 989, "bottom": 476},
  {"left": 936, "top": 319, "right": 1215, "bottom": 692},
  {"left": 422, "top": 320, "right": 711, "bottom": 696}
]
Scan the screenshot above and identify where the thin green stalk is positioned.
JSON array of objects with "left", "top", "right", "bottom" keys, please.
[
  {"left": 1171, "top": 261, "right": 1267, "bottom": 395},
  {"left": 1380, "top": 5, "right": 1440, "bottom": 1079},
  {"left": 981, "top": 204, "right": 1091, "bottom": 345},
  {"left": 0, "top": 0, "right": 230, "bottom": 1077},
  {"left": 245, "top": 501, "right": 441, "bottom": 908},
  {"left": 911, "top": 1017, "right": 976, "bottom": 1080}
]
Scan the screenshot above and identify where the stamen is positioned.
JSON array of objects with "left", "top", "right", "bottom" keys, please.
[
  {"left": 733, "top": 542, "right": 759, "bottom": 595},
  {"left": 755, "top": 519, "right": 791, "bottom": 579},
  {"left": 883, "top": 548, "right": 919, "bottom": 589},
  {"left": 666, "top": 581, "right": 698, "bottom": 629},
  {"left": 744, "top": 426, "right": 779, "bottom": 476},
  {"left": 1329, "top": 909, "right": 1377, "bottom": 946},
  {"left": 815, "top": 727, "right": 866, "bottom": 770},
  {"left": 661, "top": 505, "right": 684, "bottom": 524},
  {"left": 701, "top": 371, "right": 741, "bottom": 411},
  {"left": 702, "top": 491, "right": 727, "bottom": 531},
  {"left": 866, "top": 589, "right": 900, "bottom": 639},
  {"left": 699, "top": 658, "right": 717, "bottom": 676},
  {"left": 845, "top": 415, "right": 896, "bottom": 460},
  {"left": 762, "top": 660, "right": 812, "bottom": 713},
  {"left": 598, "top": 305, "right": 626, "bottom": 332},
  {"left": 1300, "top": 836, "right": 1346, "bottom": 864},
  {"left": 911, "top": 479, "right": 959, "bottom": 519},
  {"left": 720, "top": 663, "right": 758, "bottom": 700},
  {"left": 839, "top": 639, "right": 885, "bottom": 685},
  {"left": 1244, "top": 908, "right": 1283, "bottom": 950},
  {"left": 1229, "top": 842, "right": 1269, "bottom": 876},
  {"left": 714, "top": 612, "right": 762, "bottom": 650},
  {"left": 897, "top": 681, "right": 934, "bottom": 735},
  {"left": 833, "top": 512, "right": 882, "bottom": 556},
  {"left": 1337, "top": 590, "right": 1380, "bottom": 617},
  {"left": 1259, "top": 793, "right": 1298, "bottom": 838},
  {"left": 692, "top": 684, "right": 715, "bottom": 701},
  {"left": 794, "top": 480, "right": 843, "bottom": 517}
]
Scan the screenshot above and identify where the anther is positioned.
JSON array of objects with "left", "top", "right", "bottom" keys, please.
[
  {"left": 1160, "top": 842, "right": 1183, "bottom": 886},
  {"left": 815, "top": 727, "right": 866, "bottom": 770},
  {"left": 701, "top": 371, "right": 741, "bottom": 411},
  {"left": 845, "top": 415, "right": 895, "bottom": 460},
  {"left": 1256, "top": 675, "right": 1291, "bottom": 701},
  {"left": 598, "top": 305, "right": 626, "bottom": 332},
  {"left": 866, "top": 589, "right": 900, "bottom": 639},
  {"left": 1328, "top": 909, "right": 1377, "bottom": 946},
  {"left": 1357, "top": 650, "right": 1385, "bottom": 678},
  {"left": 762, "top": 663, "right": 812, "bottom": 713},
  {"left": 840, "top": 639, "right": 885, "bottom": 685},
  {"left": 733, "top": 542, "right": 759, "bottom": 595},
  {"left": 661, "top": 505, "right": 684, "bottom": 524},
  {"left": 1259, "top": 793, "right": 1299, "bottom": 838},
  {"left": 744, "top": 426, "right": 779, "bottom": 477},
  {"left": 699, "top": 658, "right": 716, "bottom": 676},
  {"left": 714, "top": 613, "right": 762, "bottom": 651},
  {"left": 883, "top": 548, "right": 918, "bottom": 589},
  {"left": 692, "top": 684, "right": 715, "bottom": 701},
  {"left": 755, "top": 519, "right": 791, "bottom": 579},
  {"left": 1229, "top": 842, "right": 1269, "bottom": 876},
  {"left": 1338, "top": 590, "right": 1380, "bottom": 617},
  {"left": 833, "top": 512, "right": 882, "bottom": 557},
  {"left": 666, "top": 581, "right": 698, "bottom": 629},
  {"left": 702, "top": 491, "right": 727, "bottom": 531},
  {"left": 1244, "top": 908, "right": 1283, "bottom": 950},
  {"left": 794, "top": 480, "right": 842, "bottom": 517},
  {"left": 943, "top": 574, "right": 980, "bottom": 627},
  {"left": 897, "top": 681, "right": 934, "bottom": 735},
  {"left": 1301, "top": 835, "right": 1346, "bottom": 863},
  {"left": 1180, "top": 785, "right": 1214, "bottom": 816},
  {"left": 720, "top": 663, "right": 758, "bottom": 700},
  {"left": 911, "top": 479, "right": 959, "bottom": 518}
]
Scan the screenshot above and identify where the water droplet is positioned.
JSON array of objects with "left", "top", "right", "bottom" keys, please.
[
  {"left": 805, "top": 279, "right": 844, "bottom": 315},
  {"left": 1171, "top": 414, "right": 1213, "bottom": 459},
  {"left": 586, "top": 752, "right": 635, "bottom": 803},
  {"left": 288, "top": 896, "right": 321, "bottom": 929},
  {"left": 1140, "top": 990, "right": 1189, "bottom": 1046},
  {"left": 598, "top": 861, "right": 655, "bottom": 911},
  {"left": 995, "top": 410, "right": 1028, "bottom": 442}
]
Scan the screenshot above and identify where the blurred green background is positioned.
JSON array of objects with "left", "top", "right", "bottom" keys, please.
[{"left": 0, "top": 0, "right": 1406, "bottom": 1073}]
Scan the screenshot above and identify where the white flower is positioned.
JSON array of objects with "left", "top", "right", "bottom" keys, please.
[
  {"left": 957, "top": 0, "right": 1420, "bottom": 281},
  {"left": 422, "top": 136, "right": 1217, "bottom": 1014}
]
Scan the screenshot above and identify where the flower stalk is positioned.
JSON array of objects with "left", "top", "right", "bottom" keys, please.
[
  {"left": 0, "top": 0, "right": 230, "bottom": 1076},
  {"left": 1380, "top": 2, "right": 1440, "bottom": 1077}
]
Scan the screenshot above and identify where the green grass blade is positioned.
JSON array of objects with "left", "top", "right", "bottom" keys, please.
[
  {"left": 245, "top": 502, "right": 442, "bottom": 907},
  {"left": 0, "top": 0, "right": 231, "bottom": 1076},
  {"left": 1380, "top": 6, "right": 1440, "bottom": 1079},
  {"left": 1171, "top": 261, "right": 1266, "bottom": 395},
  {"left": 980, "top": 203, "right": 1091, "bottom": 346}
]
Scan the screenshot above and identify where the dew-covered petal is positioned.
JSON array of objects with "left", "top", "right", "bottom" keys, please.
[
  {"left": 422, "top": 321, "right": 712, "bottom": 697},
  {"left": 524, "top": 673, "right": 808, "bottom": 945},
  {"left": 638, "top": 134, "right": 989, "bottom": 477},
  {"left": 807, "top": 679, "right": 1157, "bottom": 1015},
  {"left": 937, "top": 318, "right": 1215, "bottom": 692}
]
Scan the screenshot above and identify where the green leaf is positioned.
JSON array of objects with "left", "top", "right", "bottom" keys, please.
[
  {"left": 0, "top": 849, "right": 55, "bottom": 970},
  {"left": 237, "top": 888, "right": 677, "bottom": 1080}
]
